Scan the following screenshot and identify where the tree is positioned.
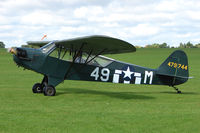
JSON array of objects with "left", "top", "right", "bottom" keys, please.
[
  {"left": 135, "top": 46, "right": 143, "bottom": 48},
  {"left": 179, "top": 42, "right": 185, "bottom": 48},
  {"left": 195, "top": 43, "right": 200, "bottom": 48},
  {"left": 178, "top": 42, "right": 196, "bottom": 48},
  {"left": 159, "top": 43, "right": 170, "bottom": 48},
  {"left": 0, "top": 41, "right": 5, "bottom": 48},
  {"left": 186, "top": 42, "right": 194, "bottom": 48},
  {"left": 144, "top": 43, "right": 169, "bottom": 48}
]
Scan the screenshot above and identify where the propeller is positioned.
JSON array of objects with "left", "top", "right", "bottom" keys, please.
[
  {"left": 7, "top": 47, "right": 27, "bottom": 59},
  {"left": 7, "top": 47, "right": 17, "bottom": 55}
]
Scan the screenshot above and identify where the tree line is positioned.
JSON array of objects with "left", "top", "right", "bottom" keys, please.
[
  {"left": 0, "top": 41, "right": 5, "bottom": 48},
  {"left": 135, "top": 42, "right": 200, "bottom": 48}
]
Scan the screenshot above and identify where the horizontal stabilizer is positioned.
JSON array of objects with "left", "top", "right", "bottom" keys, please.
[{"left": 156, "top": 73, "right": 190, "bottom": 79}]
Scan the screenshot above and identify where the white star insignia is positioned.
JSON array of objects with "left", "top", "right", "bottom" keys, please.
[{"left": 123, "top": 67, "right": 134, "bottom": 79}]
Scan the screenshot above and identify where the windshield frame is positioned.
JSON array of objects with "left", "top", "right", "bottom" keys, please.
[{"left": 40, "top": 41, "right": 56, "bottom": 54}]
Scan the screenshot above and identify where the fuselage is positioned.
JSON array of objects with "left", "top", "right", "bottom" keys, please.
[
  {"left": 13, "top": 46, "right": 186, "bottom": 88},
  {"left": 10, "top": 36, "right": 189, "bottom": 96}
]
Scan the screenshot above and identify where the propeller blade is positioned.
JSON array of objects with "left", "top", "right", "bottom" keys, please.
[{"left": 8, "top": 47, "right": 17, "bottom": 55}]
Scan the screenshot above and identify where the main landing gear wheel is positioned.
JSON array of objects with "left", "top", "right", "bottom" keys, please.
[
  {"left": 43, "top": 85, "right": 56, "bottom": 96},
  {"left": 177, "top": 90, "right": 181, "bottom": 93},
  {"left": 32, "top": 83, "right": 43, "bottom": 93}
]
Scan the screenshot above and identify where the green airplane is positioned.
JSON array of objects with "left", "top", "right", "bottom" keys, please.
[{"left": 9, "top": 35, "right": 189, "bottom": 96}]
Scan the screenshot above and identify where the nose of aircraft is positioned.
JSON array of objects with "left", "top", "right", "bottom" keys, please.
[
  {"left": 8, "top": 47, "right": 28, "bottom": 58},
  {"left": 8, "top": 47, "right": 17, "bottom": 55}
]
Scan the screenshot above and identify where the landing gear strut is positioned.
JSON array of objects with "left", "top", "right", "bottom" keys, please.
[
  {"left": 172, "top": 86, "right": 181, "bottom": 93},
  {"left": 32, "top": 76, "right": 56, "bottom": 96}
]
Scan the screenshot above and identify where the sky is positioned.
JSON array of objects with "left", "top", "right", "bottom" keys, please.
[{"left": 1, "top": 0, "right": 200, "bottom": 48}]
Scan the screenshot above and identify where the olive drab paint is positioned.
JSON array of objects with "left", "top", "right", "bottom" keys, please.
[{"left": 11, "top": 36, "right": 190, "bottom": 96}]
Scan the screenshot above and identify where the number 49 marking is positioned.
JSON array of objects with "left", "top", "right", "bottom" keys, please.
[{"left": 90, "top": 67, "right": 110, "bottom": 82}]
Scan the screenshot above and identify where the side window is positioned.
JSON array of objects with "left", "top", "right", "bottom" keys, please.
[
  {"left": 60, "top": 50, "right": 72, "bottom": 61},
  {"left": 49, "top": 48, "right": 58, "bottom": 58},
  {"left": 81, "top": 55, "right": 113, "bottom": 67},
  {"left": 91, "top": 56, "right": 113, "bottom": 67},
  {"left": 48, "top": 48, "right": 113, "bottom": 67},
  {"left": 49, "top": 48, "right": 72, "bottom": 61}
]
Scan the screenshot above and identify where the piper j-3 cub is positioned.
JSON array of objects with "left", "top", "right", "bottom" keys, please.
[{"left": 9, "top": 35, "right": 189, "bottom": 96}]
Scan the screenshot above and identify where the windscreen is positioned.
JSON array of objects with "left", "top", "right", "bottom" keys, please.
[{"left": 40, "top": 41, "right": 56, "bottom": 54}]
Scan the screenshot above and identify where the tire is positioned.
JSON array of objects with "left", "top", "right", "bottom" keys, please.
[
  {"left": 43, "top": 85, "right": 56, "bottom": 96},
  {"left": 32, "top": 83, "right": 42, "bottom": 93},
  {"left": 177, "top": 91, "right": 182, "bottom": 94}
]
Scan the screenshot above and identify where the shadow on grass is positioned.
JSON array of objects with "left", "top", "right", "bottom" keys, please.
[
  {"left": 161, "top": 91, "right": 198, "bottom": 95},
  {"left": 56, "top": 88, "right": 155, "bottom": 100}
]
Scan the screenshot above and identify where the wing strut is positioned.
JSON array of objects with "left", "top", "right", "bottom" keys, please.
[
  {"left": 58, "top": 46, "right": 62, "bottom": 59},
  {"left": 64, "top": 43, "right": 85, "bottom": 79},
  {"left": 64, "top": 46, "right": 106, "bottom": 79},
  {"left": 84, "top": 50, "right": 93, "bottom": 64},
  {"left": 85, "top": 49, "right": 106, "bottom": 64},
  {"left": 61, "top": 48, "right": 68, "bottom": 59}
]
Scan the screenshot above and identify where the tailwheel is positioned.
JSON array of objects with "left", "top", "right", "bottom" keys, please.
[
  {"left": 173, "top": 86, "right": 181, "bottom": 94},
  {"left": 32, "top": 83, "right": 43, "bottom": 93},
  {"left": 43, "top": 85, "right": 56, "bottom": 96}
]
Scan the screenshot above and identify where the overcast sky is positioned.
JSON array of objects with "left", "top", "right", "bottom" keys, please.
[{"left": 1, "top": 0, "right": 200, "bottom": 47}]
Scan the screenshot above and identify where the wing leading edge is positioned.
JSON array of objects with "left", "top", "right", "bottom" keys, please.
[{"left": 27, "top": 35, "right": 136, "bottom": 55}]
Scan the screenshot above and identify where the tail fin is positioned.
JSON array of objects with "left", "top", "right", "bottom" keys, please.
[{"left": 157, "top": 50, "right": 189, "bottom": 86}]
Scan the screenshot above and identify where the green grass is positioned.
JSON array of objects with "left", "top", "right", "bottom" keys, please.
[{"left": 0, "top": 48, "right": 199, "bottom": 133}]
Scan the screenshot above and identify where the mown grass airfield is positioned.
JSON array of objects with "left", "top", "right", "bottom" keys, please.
[{"left": 0, "top": 48, "right": 199, "bottom": 132}]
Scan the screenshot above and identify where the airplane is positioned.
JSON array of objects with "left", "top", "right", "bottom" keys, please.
[{"left": 9, "top": 35, "right": 189, "bottom": 96}]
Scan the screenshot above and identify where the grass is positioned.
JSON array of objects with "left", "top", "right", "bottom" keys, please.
[{"left": 0, "top": 48, "right": 199, "bottom": 133}]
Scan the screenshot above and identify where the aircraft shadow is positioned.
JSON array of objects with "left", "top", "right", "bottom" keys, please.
[
  {"left": 57, "top": 88, "right": 155, "bottom": 100},
  {"left": 160, "top": 91, "right": 198, "bottom": 95}
]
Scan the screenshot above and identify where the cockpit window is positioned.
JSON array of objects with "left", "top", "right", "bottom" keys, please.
[
  {"left": 86, "top": 55, "right": 113, "bottom": 67},
  {"left": 40, "top": 42, "right": 56, "bottom": 54},
  {"left": 75, "top": 53, "right": 113, "bottom": 67},
  {"left": 48, "top": 47, "right": 114, "bottom": 67}
]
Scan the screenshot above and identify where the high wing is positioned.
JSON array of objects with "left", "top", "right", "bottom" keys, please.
[
  {"left": 27, "top": 41, "right": 50, "bottom": 47},
  {"left": 27, "top": 35, "right": 136, "bottom": 55}
]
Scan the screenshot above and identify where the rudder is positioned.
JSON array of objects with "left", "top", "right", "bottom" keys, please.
[{"left": 157, "top": 50, "right": 189, "bottom": 85}]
